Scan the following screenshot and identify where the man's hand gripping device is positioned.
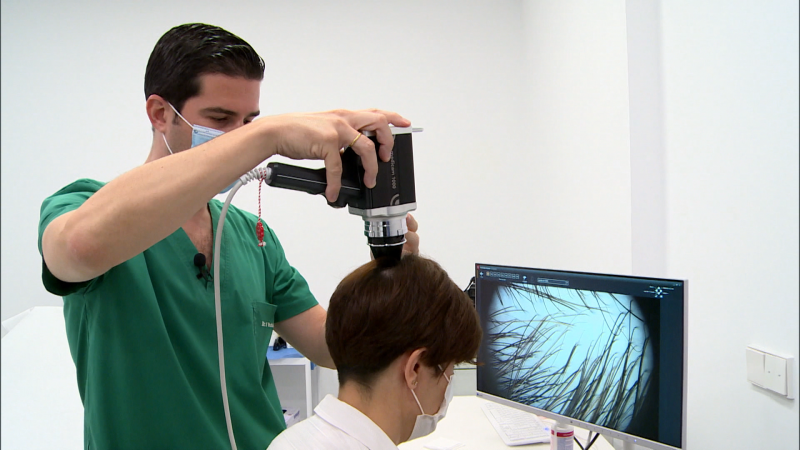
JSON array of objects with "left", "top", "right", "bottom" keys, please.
[{"left": 264, "top": 127, "right": 421, "bottom": 260}]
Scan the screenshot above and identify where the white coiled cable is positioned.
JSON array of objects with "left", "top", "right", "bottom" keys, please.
[{"left": 213, "top": 165, "right": 272, "bottom": 450}]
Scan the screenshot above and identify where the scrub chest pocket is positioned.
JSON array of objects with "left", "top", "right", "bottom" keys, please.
[{"left": 253, "top": 302, "right": 277, "bottom": 374}]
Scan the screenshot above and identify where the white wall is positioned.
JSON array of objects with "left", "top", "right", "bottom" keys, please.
[
  {"left": 519, "top": 1, "right": 634, "bottom": 275},
  {"left": 659, "top": 1, "right": 799, "bottom": 449},
  {"left": 0, "top": 0, "right": 529, "bottom": 319},
  {"left": 1, "top": 1, "right": 797, "bottom": 449}
]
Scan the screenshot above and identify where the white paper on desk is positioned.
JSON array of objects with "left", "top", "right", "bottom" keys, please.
[{"left": 423, "top": 437, "right": 465, "bottom": 450}]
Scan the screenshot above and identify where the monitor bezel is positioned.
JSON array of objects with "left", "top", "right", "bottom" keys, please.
[{"left": 474, "top": 263, "right": 688, "bottom": 450}]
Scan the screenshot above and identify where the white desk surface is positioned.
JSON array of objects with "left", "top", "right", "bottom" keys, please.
[{"left": 399, "top": 396, "right": 614, "bottom": 450}]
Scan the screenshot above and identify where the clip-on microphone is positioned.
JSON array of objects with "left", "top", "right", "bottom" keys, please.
[{"left": 194, "top": 253, "right": 210, "bottom": 281}]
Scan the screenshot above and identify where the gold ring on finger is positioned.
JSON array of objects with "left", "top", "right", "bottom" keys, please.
[{"left": 340, "top": 133, "right": 362, "bottom": 153}]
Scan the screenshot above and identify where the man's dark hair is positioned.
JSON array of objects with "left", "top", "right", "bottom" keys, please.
[
  {"left": 326, "top": 255, "right": 483, "bottom": 392},
  {"left": 144, "top": 23, "right": 265, "bottom": 113}
]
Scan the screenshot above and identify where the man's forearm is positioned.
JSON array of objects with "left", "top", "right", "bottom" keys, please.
[{"left": 275, "top": 305, "right": 335, "bottom": 369}]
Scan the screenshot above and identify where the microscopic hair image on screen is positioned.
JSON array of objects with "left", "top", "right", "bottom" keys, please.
[{"left": 477, "top": 279, "right": 662, "bottom": 441}]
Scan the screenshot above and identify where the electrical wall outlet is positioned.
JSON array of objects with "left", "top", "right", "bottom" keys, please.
[{"left": 746, "top": 346, "right": 794, "bottom": 399}]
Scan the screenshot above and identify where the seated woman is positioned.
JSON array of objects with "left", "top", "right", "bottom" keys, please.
[{"left": 268, "top": 254, "right": 482, "bottom": 450}]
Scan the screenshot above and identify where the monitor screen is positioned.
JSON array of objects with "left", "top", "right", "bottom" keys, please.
[{"left": 475, "top": 264, "right": 686, "bottom": 450}]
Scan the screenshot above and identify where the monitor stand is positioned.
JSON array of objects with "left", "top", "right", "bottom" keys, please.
[
  {"left": 589, "top": 434, "right": 636, "bottom": 450},
  {"left": 618, "top": 438, "right": 636, "bottom": 450}
]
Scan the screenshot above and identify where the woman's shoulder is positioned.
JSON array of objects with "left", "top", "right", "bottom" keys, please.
[{"left": 268, "top": 414, "right": 369, "bottom": 450}]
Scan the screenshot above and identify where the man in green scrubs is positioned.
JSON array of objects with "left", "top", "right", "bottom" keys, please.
[{"left": 37, "top": 23, "right": 418, "bottom": 450}]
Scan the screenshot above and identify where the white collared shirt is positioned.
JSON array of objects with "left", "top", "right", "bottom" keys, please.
[{"left": 267, "top": 395, "right": 398, "bottom": 450}]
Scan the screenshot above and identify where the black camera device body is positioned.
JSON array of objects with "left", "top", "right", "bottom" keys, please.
[{"left": 265, "top": 127, "right": 421, "bottom": 259}]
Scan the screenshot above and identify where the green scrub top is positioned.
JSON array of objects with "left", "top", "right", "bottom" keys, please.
[{"left": 38, "top": 179, "right": 318, "bottom": 450}]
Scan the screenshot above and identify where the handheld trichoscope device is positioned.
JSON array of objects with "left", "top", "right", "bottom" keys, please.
[
  {"left": 264, "top": 127, "right": 421, "bottom": 260},
  {"left": 211, "top": 126, "right": 421, "bottom": 449}
]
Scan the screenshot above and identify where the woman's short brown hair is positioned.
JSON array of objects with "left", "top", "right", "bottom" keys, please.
[{"left": 326, "top": 255, "right": 482, "bottom": 388}]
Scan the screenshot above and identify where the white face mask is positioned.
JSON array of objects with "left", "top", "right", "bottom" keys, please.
[
  {"left": 162, "top": 103, "right": 236, "bottom": 194},
  {"left": 408, "top": 365, "right": 454, "bottom": 441}
]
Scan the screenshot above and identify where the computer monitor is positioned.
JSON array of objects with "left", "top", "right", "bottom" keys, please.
[{"left": 474, "top": 263, "right": 687, "bottom": 450}]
